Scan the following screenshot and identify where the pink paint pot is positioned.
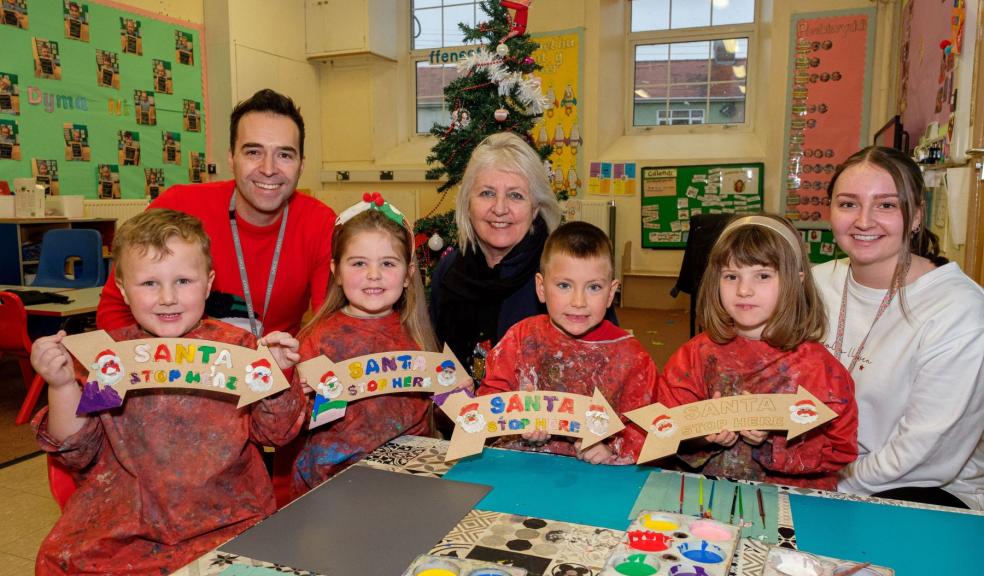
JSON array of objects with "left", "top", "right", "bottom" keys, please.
[{"left": 689, "top": 519, "right": 733, "bottom": 542}]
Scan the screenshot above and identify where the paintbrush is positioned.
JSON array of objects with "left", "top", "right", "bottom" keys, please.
[
  {"left": 679, "top": 474, "right": 685, "bottom": 514},
  {"left": 837, "top": 562, "right": 873, "bottom": 576},
  {"left": 698, "top": 477, "right": 704, "bottom": 517},
  {"left": 757, "top": 487, "right": 766, "bottom": 528},
  {"left": 728, "top": 484, "right": 738, "bottom": 524},
  {"left": 705, "top": 480, "right": 716, "bottom": 519},
  {"left": 738, "top": 484, "right": 744, "bottom": 525}
]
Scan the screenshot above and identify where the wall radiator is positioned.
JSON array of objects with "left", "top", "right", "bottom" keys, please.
[
  {"left": 563, "top": 199, "right": 616, "bottom": 241},
  {"left": 84, "top": 199, "right": 148, "bottom": 226}
]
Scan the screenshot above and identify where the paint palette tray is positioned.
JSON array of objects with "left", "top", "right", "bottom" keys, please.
[
  {"left": 600, "top": 510, "right": 740, "bottom": 576},
  {"left": 402, "top": 554, "right": 528, "bottom": 576},
  {"left": 763, "top": 547, "right": 894, "bottom": 576}
]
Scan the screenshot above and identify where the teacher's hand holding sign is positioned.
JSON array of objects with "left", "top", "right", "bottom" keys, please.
[
  {"left": 624, "top": 387, "right": 837, "bottom": 465},
  {"left": 438, "top": 388, "right": 625, "bottom": 462},
  {"left": 296, "top": 346, "right": 469, "bottom": 428},
  {"left": 61, "top": 329, "right": 290, "bottom": 414}
]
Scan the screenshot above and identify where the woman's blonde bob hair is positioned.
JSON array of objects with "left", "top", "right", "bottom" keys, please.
[
  {"left": 697, "top": 214, "right": 827, "bottom": 350},
  {"left": 455, "top": 132, "right": 561, "bottom": 255}
]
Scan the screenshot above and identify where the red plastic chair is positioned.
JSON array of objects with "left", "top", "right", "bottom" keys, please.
[
  {"left": 47, "top": 455, "right": 77, "bottom": 510},
  {"left": 0, "top": 291, "right": 46, "bottom": 424}
]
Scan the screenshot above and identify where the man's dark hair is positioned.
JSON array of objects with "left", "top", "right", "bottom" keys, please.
[{"left": 229, "top": 89, "right": 305, "bottom": 157}]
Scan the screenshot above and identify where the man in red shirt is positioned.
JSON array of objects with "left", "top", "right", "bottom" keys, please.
[{"left": 98, "top": 89, "right": 336, "bottom": 337}]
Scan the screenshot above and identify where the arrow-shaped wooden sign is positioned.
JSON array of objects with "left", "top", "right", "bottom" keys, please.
[
  {"left": 624, "top": 387, "right": 838, "bottom": 464},
  {"left": 61, "top": 330, "right": 289, "bottom": 415},
  {"left": 437, "top": 387, "right": 626, "bottom": 462},
  {"left": 296, "top": 345, "right": 467, "bottom": 429}
]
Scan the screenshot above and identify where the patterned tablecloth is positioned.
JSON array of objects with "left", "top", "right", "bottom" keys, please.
[{"left": 174, "top": 435, "right": 969, "bottom": 576}]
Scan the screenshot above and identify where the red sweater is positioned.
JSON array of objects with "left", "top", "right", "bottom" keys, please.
[
  {"left": 657, "top": 333, "right": 858, "bottom": 489},
  {"left": 97, "top": 180, "right": 336, "bottom": 336},
  {"left": 34, "top": 319, "right": 306, "bottom": 575},
  {"left": 478, "top": 315, "right": 657, "bottom": 464}
]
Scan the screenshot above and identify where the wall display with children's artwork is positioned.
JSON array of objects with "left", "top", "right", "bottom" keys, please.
[
  {"left": 143, "top": 166, "right": 162, "bottom": 198},
  {"left": 437, "top": 387, "right": 625, "bottom": 462},
  {"left": 798, "top": 225, "right": 838, "bottom": 264},
  {"left": 162, "top": 130, "right": 180, "bottom": 164},
  {"left": 296, "top": 347, "right": 468, "bottom": 429},
  {"left": 625, "top": 387, "right": 837, "bottom": 464},
  {"left": 61, "top": 330, "right": 290, "bottom": 415},
  {"left": 781, "top": 8, "right": 874, "bottom": 223},
  {"left": 640, "top": 163, "right": 764, "bottom": 249},
  {"left": 531, "top": 29, "right": 583, "bottom": 198},
  {"left": 0, "top": 119, "right": 22, "bottom": 160},
  {"left": 95, "top": 162, "right": 118, "bottom": 198},
  {"left": 0, "top": 1, "right": 206, "bottom": 198},
  {"left": 599, "top": 510, "right": 741, "bottom": 576},
  {"left": 31, "top": 158, "right": 57, "bottom": 194},
  {"left": 589, "top": 161, "right": 638, "bottom": 197}
]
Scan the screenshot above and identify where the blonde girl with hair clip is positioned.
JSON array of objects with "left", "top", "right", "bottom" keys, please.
[
  {"left": 657, "top": 214, "right": 858, "bottom": 489},
  {"left": 283, "top": 193, "right": 439, "bottom": 501}
]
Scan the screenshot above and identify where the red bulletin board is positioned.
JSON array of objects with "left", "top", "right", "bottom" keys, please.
[{"left": 782, "top": 9, "right": 875, "bottom": 224}]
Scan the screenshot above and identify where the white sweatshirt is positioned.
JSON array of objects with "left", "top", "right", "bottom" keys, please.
[{"left": 813, "top": 259, "right": 984, "bottom": 510}]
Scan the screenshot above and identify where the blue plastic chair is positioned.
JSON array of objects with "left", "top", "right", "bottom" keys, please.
[{"left": 32, "top": 228, "right": 106, "bottom": 288}]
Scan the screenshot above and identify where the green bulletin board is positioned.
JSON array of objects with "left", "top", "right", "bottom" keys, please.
[
  {"left": 0, "top": 0, "right": 206, "bottom": 199},
  {"left": 641, "top": 163, "right": 764, "bottom": 249},
  {"left": 799, "top": 225, "right": 838, "bottom": 264}
]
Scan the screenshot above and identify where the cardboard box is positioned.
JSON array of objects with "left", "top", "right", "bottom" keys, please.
[
  {"left": 45, "top": 195, "right": 85, "bottom": 218},
  {"left": 13, "top": 178, "right": 45, "bottom": 217}
]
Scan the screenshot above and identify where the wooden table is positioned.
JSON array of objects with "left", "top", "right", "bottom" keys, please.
[{"left": 22, "top": 286, "right": 102, "bottom": 317}]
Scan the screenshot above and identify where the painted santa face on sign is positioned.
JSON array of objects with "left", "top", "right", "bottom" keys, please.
[
  {"left": 436, "top": 360, "right": 457, "bottom": 388},
  {"left": 92, "top": 349, "right": 124, "bottom": 386},
  {"left": 584, "top": 404, "right": 610, "bottom": 436},
  {"left": 318, "top": 371, "right": 342, "bottom": 399},
  {"left": 457, "top": 403, "right": 485, "bottom": 434},
  {"left": 245, "top": 358, "right": 274, "bottom": 393},
  {"left": 650, "top": 414, "right": 677, "bottom": 438},
  {"left": 789, "top": 399, "right": 819, "bottom": 424}
]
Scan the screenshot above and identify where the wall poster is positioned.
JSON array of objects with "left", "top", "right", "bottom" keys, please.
[
  {"left": 532, "top": 29, "right": 583, "bottom": 198},
  {"left": 782, "top": 8, "right": 874, "bottom": 224}
]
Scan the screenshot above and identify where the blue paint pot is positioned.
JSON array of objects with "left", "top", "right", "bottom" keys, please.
[
  {"left": 677, "top": 541, "right": 724, "bottom": 564},
  {"left": 465, "top": 569, "right": 512, "bottom": 576}
]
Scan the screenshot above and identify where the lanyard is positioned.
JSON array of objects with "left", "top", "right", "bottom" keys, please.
[
  {"left": 228, "top": 193, "right": 288, "bottom": 337},
  {"left": 832, "top": 266, "right": 897, "bottom": 373}
]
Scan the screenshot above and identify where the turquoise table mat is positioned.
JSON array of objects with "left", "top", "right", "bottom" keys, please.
[
  {"left": 629, "top": 472, "right": 779, "bottom": 543},
  {"left": 443, "top": 448, "right": 651, "bottom": 530},
  {"left": 790, "top": 494, "right": 984, "bottom": 576}
]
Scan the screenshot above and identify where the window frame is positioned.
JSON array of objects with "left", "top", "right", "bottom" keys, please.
[
  {"left": 408, "top": 0, "right": 483, "bottom": 137},
  {"left": 626, "top": 3, "right": 758, "bottom": 134}
]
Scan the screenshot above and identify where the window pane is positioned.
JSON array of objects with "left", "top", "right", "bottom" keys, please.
[
  {"left": 711, "top": 39, "right": 748, "bottom": 81},
  {"left": 442, "top": 4, "right": 475, "bottom": 47},
  {"left": 633, "top": 38, "right": 747, "bottom": 126},
  {"left": 631, "top": 0, "right": 670, "bottom": 32},
  {"left": 712, "top": 0, "right": 755, "bottom": 25},
  {"left": 413, "top": 8, "right": 442, "bottom": 50},
  {"left": 671, "top": 0, "right": 711, "bottom": 29},
  {"left": 416, "top": 61, "right": 462, "bottom": 133},
  {"left": 413, "top": 0, "right": 443, "bottom": 8},
  {"left": 668, "top": 41, "right": 710, "bottom": 85}
]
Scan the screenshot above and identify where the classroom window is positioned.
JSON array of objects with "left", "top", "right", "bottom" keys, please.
[
  {"left": 411, "top": 1, "right": 481, "bottom": 134},
  {"left": 630, "top": 0, "right": 755, "bottom": 128}
]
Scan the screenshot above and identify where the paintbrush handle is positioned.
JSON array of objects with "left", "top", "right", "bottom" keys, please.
[{"left": 837, "top": 562, "right": 873, "bottom": 576}]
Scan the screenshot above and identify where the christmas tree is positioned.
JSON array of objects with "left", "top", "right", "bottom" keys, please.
[
  {"left": 417, "top": 1, "right": 562, "bottom": 289},
  {"left": 424, "top": 0, "right": 554, "bottom": 194}
]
